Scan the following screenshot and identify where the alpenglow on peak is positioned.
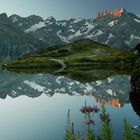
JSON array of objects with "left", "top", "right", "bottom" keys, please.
[{"left": 96, "top": 8, "right": 126, "bottom": 18}]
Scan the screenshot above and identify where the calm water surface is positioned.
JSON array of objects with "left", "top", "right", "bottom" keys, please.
[{"left": 0, "top": 70, "right": 139, "bottom": 140}]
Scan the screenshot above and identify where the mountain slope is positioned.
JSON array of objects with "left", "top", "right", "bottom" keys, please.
[
  {"left": 0, "top": 8, "right": 139, "bottom": 61},
  {"left": 9, "top": 14, "right": 44, "bottom": 31},
  {"left": 10, "top": 8, "right": 140, "bottom": 49},
  {"left": 0, "top": 13, "right": 47, "bottom": 60}
]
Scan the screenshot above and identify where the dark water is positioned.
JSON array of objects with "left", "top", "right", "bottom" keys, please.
[{"left": 0, "top": 70, "right": 139, "bottom": 140}]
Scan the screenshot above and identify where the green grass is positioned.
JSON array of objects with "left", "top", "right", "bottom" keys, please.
[
  {"left": 2, "top": 39, "right": 139, "bottom": 82},
  {"left": 3, "top": 57, "right": 62, "bottom": 72}
]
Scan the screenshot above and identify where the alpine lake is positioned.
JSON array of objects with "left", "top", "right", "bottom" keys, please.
[
  {"left": 0, "top": 39, "right": 140, "bottom": 140},
  {"left": 0, "top": 64, "right": 140, "bottom": 140}
]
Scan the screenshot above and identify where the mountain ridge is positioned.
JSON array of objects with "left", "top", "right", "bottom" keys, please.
[
  {"left": 0, "top": 70, "right": 130, "bottom": 109},
  {"left": 0, "top": 17, "right": 47, "bottom": 61},
  {"left": 0, "top": 8, "right": 140, "bottom": 60},
  {"left": 8, "top": 8, "right": 140, "bottom": 49}
]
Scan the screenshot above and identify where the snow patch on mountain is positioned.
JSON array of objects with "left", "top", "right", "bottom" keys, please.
[
  {"left": 84, "top": 22, "right": 95, "bottom": 34},
  {"left": 56, "top": 76, "right": 65, "bottom": 84},
  {"left": 93, "top": 30, "right": 103, "bottom": 37},
  {"left": 68, "top": 28, "right": 75, "bottom": 33},
  {"left": 18, "top": 23, "right": 23, "bottom": 26},
  {"left": 11, "top": 90, "right": 17, "bottom": 96},
  {"left": 108, "top": 20, "right": 118, "bottom": 27},
  {"left": 71, "top": 91, "right": 81, "bottom": 96},
  {"left": 106, "top": 89, "right": 113, "bottom": 95},
  {"left": 124, "top": 34, "right": 140, "bottom": 46},
  {"left": 57, "top": 21, "right": 67, "bottom": 26},
  {"left": 47, "top": 16, "right": 54, "bottom": 20},
  {"left": 134, "top": 18, "right": 140, "bottom": 23},
  {"left": 57, "top": 31, "right": 70, "bottom": 43},
  {"left": 130, "top": 34, "right": 140, "bottom": 40},
  {"left": 73, "top": 18, "right": 83, "bottom": 24},
  {"left": 85, "top": 83, "right": 94, "bottom": 92},
  {"left": 24, "top": 80, "right": 46, "bottom": 92},
  {"left": 108, "top": 21, "right": 115, "bottom": 27},
  {"left": 45, "top": 20, "right": 53, "bottom": 25},
  {"left": 25, "top": 21, "right": 46, "bottom": 33},
  {"left": 68, "top": 30, "right": 82, "bottom": 40},
  {"left": 96, "top": 81, "right": 102, "bottom": 86},
  {"left": 105, "top": 33, "right": 114, "bottom": 44},
  {"left": 108, "top": 33, "right": 114, "bottom": 39},
  {"left": 12, "top": 16, "right": 18, "bottom": 22},
  {"left": 108, "top": 78, "right": 113, "bottom": 83}
]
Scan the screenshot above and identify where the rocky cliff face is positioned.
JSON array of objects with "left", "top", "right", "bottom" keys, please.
[{"left": 96, "top": 8, "right": 125, "bottom": 18}]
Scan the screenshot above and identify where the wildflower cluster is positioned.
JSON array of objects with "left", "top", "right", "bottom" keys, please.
[
  {"left": 80, "top": 104, "right": 100, "bottom": 127},
  {"left": 65, "top": 102, "right": 140, "bottom": 140},
  {"left": 80, "top": 105, "right": 100, "bottom": 114}
]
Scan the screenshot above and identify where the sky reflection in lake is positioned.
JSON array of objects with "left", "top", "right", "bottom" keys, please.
[{"left": 0, "top": 70, "right": 139, "bottom": 140}]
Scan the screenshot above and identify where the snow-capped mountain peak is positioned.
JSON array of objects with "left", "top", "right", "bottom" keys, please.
[
  {"left": 45, "top": 16, "right": 56, "bottom": 22},
  {"left": 17, "top": 8, "right": 140, "bottom": 49},
  {"left": 9, "top": 14, "right": 20, "bottom": 22},
  {"left": 6, "top": 8, "right": 140, "bottom": 51}
]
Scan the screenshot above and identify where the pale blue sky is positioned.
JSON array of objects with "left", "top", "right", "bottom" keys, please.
[{"left": 0, "top": 0, "right": 139, "bottom": 20}]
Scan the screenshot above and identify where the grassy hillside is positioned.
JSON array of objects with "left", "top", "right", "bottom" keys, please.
[{"left": 2, "top": 39, "right": 138, "bottom": 82}]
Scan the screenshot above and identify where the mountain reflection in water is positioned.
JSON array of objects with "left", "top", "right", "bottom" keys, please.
[
  {"left": 0, "top": 69, "right": 140, "bottom": 140},
  {"left": 0, "top": 70, "right": 131, "bottom": 107}
]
